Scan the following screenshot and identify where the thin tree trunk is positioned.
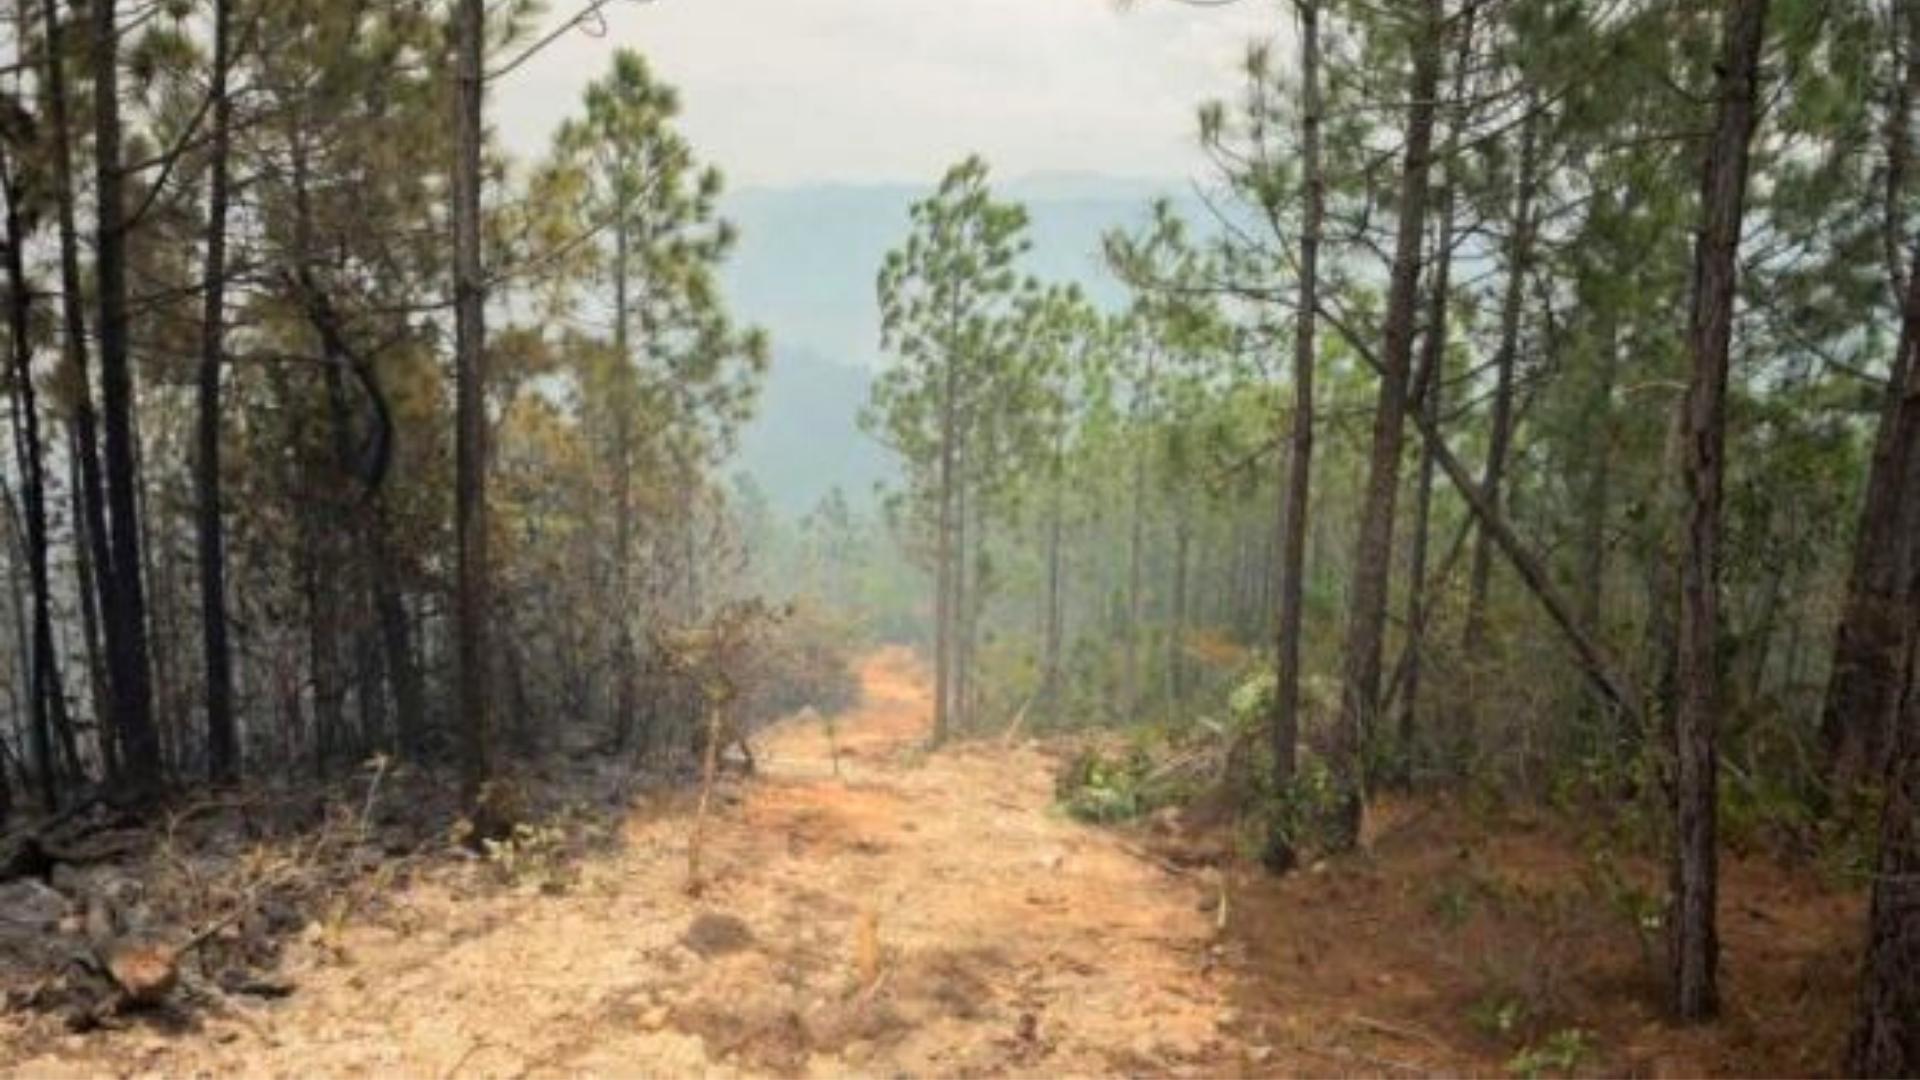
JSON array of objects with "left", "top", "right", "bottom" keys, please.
[
  {"left": 2, "top": 140, "right": 66, "bottom": 808},
  {"left": 1670, "top": 0, "right": 1768, "bottom": 1022},
  {"left": 1170, "top": 511, "right": 1190, "bottom": 714},
  {"left": 1332, "top": 0, "right": 1444, "bottom": 849},
  {"left": 42, "top": 0, "right": 116, "bottom": 780},
  {"left": 1041, "top": 426, "right": 1065, "bottom": 721},
  {"left": 68, "top": 435, "right": 110, "bottom": 778},
  {"left": 953, "top": 439, "right": 971, "bottom": 731},
  {"left": 92, "top": 0, "right": 161, "bottom": 795},
  {"left": 373, "top": 544, "right": 425, "bottom": 758},
  {"left": 1265, "top": 0, "right": 1324, "bottom": 873},
  {"left": 452, "top": 0, "right": 492, "bottom": 802},
  {"left": 196, "top": 0, "right": 237, "bottom": 783},
  {"left": 1580, "top": 319, "right": 1618, "bottom": 633},
  {"left": 1397, "top": 3, "right": 1473, "bottom": 782},
  {"left": 1125, "top": 351, "right": 1157, "bottom": 718},
  {"left": 610, "top": 215, "right": 639, "bottom": 751},
  {"left": 931, "top": 347, "right": 956, "bottom": 745},
  {"left": 1464, "top": 101, "right": 1540, "bottom": 654}
]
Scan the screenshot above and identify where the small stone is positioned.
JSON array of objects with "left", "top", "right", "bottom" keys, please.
[
  {"left": 1249, "top": 1045, "right": 1274, "bottom": 1064},
  {"left": 640, "top": 1005, "right": 670, "bottom": 1030},
  {"left": 0, "top": 881, "right": 68, "bottom": 931}
]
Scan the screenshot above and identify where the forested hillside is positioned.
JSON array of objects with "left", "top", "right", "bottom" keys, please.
[{"left": 0, "top": 0, "right": 1913, "bottom": 1076}]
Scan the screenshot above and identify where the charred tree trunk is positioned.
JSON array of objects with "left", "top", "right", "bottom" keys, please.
[
  {"left": 68, "top": 436, "right": 110, "bottom": 778},
  {"left": 1670, "top": 0, "right": 1768, "bottom": 1022},
  {"left": 452, "top": 0, "right": 493, "bottom": 802},
  {"left": 1331, "top": 0, "right": 1444, "bottom": 849},
  {"left": 196, "top": 0, "right": 238, "bottom": 783},
  {"left": 43, "top": 0, "right": 115, "bottom": 777},
  {"left": 373, "top": 544, "right": 425, "bottom": 758},
  {"left": 92, "top": 0, "right": 161, "bottom": 795},
  {"left": 2, "top": 143, "right": 68, "bottom": 808}
]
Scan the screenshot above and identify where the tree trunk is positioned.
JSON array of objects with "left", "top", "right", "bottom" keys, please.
[
  {"left": 1848, "top": 617, "right": 1920, "bottom": 1074},
  {"left": 373, "top": 546, "right": 425, "bottom": 759},
  {"left": 68, "top": 436, "right": 110, "bottom": 779},
  {"left": 1041, "top": 427, "right": 1065, "bottom": 722},
  {"left": 1331, "top": 0, "right": 1444, "bottom": 849},
  {"left": 196, "top": 0, "right": 237, "bottom": 784},
  {"left": 1125, "top": 351, "right": 1157, "bottom": 719},
  {"left": 2, "top": 140, "right": 67, "bottom": 808},
  {"left": 43, "top": 0, "right": 115, "bottom": 779},
  {"left": 953, "top": 438, "right": 971, "bottom": 731},
  {"left": 1464, "top": 101, "right": 1540, "bottom": 655},
  {"left": 1823, "top": 0, "right": 1920, "bottom": 786},
  {"left": 452, "top": 0, "right": 492, "bottom": 802},
  {"left": 1396, "top": 3, "right": 1473, "bottom": 783},
  {"left": 1265, "top": 0, "right": 1324, "bottom": 873},
  {"left": 92, "top": 0, "right": 162, "bottom": 795},
  {"left": 610, "top": 215, "right": 639, "bottom": 751},
  {"left": 1579, "top": 317, "right": 1618, "bottom": 634},
  {"left": 932, "top": 347, "right": 956, "bottom": 745},
  {"left": 1670, "top": 0, "right": 1768, "bottom": 1023},
  {"left": 1170, "top": 511, "right": 1190, "bottom": 714}
]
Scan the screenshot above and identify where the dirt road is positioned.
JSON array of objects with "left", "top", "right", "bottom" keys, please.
[{"left": 9, "top": 647, "right": 1239, "bottom": 1077}]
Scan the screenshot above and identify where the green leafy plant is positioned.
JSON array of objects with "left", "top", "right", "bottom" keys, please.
[{"left": 1506, "top": 1028, "right": 1592, "bottom": 1078}]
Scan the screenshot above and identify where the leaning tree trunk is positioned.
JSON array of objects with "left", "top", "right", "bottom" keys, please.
[
  {"left": 1670, "top": 0, "right": 1769, "bottom": 1023},
  {"left": 1331, "top": 0, "right": 1445, "bottom": 850},
  {"left": 92, "top": 0, "right": 162, "bottom": 795},
  {"left": 451, "top": 0, "right": 493, "bottom": 803}
]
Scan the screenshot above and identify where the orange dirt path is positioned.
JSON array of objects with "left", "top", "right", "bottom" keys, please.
[{"left": 5, "top": 647, "right": 1245, "bottom": 1077}]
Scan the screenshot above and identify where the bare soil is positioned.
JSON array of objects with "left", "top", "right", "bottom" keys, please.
[{"left": 1, "top": 647, "right": 1865, "bottom": 1077}]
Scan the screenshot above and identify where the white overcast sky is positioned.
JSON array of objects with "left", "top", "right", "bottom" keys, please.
[{"left": 494, "top": 0, "right": 1285, "bottom": 189}]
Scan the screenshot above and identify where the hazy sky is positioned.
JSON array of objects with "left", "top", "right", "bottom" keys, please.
[{"left": 495, "top": 0, "right": 1283, "bottom": 189}]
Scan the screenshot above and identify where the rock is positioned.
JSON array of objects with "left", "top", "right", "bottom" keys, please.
[
  {"left": 0, "top": 880, "right": 69, "bottom": 931},
  {"left": 101, "top": 938, "right": 179, "bottom": 1006},
  {"left": 682, "top": 912, "right": 754, "bottom": 958},
  {"left": 640, "top": 1005, "right": 671, "bottom": 1030}
]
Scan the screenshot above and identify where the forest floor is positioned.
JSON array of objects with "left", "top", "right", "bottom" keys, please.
[{"left": 1, "top": 646, "right": 1867, "bottom": 1077}]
